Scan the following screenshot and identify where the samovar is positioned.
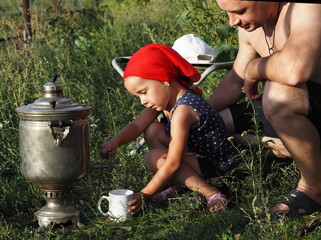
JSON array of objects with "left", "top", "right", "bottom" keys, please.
[{"left": 16, "top": 74, "right": 91, "bottom": 228}]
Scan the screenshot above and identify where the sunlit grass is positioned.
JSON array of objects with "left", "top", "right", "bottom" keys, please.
[{"left": 0, "top": 0, "right": 320, "bottom": 239}]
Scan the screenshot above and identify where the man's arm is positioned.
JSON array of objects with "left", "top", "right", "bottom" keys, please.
[
  {"left": 208, "top": 68, "right": 243, "bottom": 111},
  {"left": 208, "top": 28, "right": 259, "bottom": 111},
  {"left": 245, "top": 3, "right": 321, "bottom": 86}
]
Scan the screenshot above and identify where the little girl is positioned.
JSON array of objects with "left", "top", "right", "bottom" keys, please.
[{"left": 100, "top": 43, "right": 234, "bottom": 215}]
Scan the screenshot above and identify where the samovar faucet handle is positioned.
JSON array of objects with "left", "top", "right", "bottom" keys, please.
[{"left": 48, "top": 120, "right": 74, "bottom": 147}]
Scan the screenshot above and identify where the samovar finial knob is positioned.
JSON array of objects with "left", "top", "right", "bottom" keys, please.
[{"left": 52, "top": 73, "right": 60, "bottom": 82}]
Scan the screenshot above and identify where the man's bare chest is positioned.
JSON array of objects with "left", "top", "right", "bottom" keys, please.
[{"left": 248, "top": 27, "right": 289, "bottom": 57}]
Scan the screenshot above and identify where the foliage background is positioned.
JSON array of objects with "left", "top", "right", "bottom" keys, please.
[{"left": 0, "top": 0, "right": 318, "bottom": 239}]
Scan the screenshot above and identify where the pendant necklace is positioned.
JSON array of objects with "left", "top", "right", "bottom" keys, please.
[{"left": 263, "top": 3, "right": 281, "bottom": 55}]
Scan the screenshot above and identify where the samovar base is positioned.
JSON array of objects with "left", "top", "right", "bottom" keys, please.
[
  {"left": 34, "top": 190, "right": 83, "bottom": 229},
  {"left": 35, "top": 205, "right": 82, "bottom": 229}
]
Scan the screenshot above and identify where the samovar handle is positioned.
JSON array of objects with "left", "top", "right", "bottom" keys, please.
[{"left": 49, "top": 120, "right": 74, "bottom": 128}]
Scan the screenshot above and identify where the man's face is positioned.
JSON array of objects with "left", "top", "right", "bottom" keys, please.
[{"left": 216, "top": 0, "right": 270, "bottom": 32}]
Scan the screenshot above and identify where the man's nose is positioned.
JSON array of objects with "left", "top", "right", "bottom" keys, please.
[{"left": 228, "top": 13, "right": 241, "bottom": 27}]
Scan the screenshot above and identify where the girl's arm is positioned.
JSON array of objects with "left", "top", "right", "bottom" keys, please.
[
  {"left": 100, "top": 108, "right": 159, "bottom": 158},
  {"left": 140, "top": 104, "right": 199, "bottom": 197}
]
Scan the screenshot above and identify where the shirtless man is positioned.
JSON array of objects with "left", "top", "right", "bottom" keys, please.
[{"left": 208, "top": 1, "right": 321, "bottom": 216}]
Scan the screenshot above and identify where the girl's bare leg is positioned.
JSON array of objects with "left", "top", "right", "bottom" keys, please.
[
  {"left": 144, "top": 121, "right": 169, "bottom": 149},
  {"left": 144, "top": 149, "right": 226, "bottom": 210},
  {"left": 144, "top": 121, "right": 227, "bottom": 210}
]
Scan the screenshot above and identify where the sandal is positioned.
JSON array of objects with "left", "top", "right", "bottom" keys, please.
[
  {"left": 152, "top": 187, "right": 176, "bottom": 201},
  {"left": 207, "top": 192, "right": 228, "bottom": 212},
  {"left": 273, "top": 189, "right": 321, "bottom": 217}
]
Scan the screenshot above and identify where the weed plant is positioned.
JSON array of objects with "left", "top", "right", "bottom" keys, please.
[{"left": 0, "top": 0, "right": 320, "bottom": 239}]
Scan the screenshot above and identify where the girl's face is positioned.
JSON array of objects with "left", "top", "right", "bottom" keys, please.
[{"left": 124, "top": 76, "right": 170, "bottom": 111}]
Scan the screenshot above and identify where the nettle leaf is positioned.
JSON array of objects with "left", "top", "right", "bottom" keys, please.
[
  {"left": 216, "top": 25, "right": 229, "bottom": 39},
  {"left": 216, "top": 24, "right": 236, "bottom": 39},
  {"left": 180, "top": 10, "right": 190, "bottom": 20},
  {"left": 213, "top": 44, "right": 238, "bottom": 62},
  {"left": 176, "top": 10, "right": 190, "bottom": 26}
]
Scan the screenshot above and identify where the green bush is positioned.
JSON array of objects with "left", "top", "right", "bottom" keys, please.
[{"left": 176, "top": 0, "right": 238, "bottom": 62}]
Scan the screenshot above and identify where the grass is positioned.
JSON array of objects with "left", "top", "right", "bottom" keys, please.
[{"left": 1, "top": 0, "right": 321, "bottom": 239}]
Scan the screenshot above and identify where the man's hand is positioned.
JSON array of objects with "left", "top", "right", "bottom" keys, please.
[
  {"left": 243, "top": 80, "right": 262, "bottom": 100},
  {"left": 244, "top": 58, "right": 263, "bottom": 100}
]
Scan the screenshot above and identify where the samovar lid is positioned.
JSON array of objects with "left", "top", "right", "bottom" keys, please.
[{"left": 16, "top": 74, "right": 91, "bottom": 121}]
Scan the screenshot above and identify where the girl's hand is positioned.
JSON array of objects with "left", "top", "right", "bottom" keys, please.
[
  {"left": 128, "top": 192, "right": 143, "bottom": 215},
  {"left": 100, "top": 140, "right": 117, "bottom": 159},
  {"left": 128, "top": 192, "right": 152, "bottom": 215}
]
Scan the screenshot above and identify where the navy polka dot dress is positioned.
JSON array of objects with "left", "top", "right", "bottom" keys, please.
[{"left": 165, "top": 90, "right": 234, "bottom": 175}]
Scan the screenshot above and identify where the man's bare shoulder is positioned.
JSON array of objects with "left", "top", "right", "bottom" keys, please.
[
  {"left": 287, "top": 3, "right": 321, "bottom": 83},
  {"left": 287, "top": 3, "right": 321, "bottom": 29}
]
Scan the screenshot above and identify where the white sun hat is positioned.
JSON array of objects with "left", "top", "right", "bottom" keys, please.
[{"left": 172, "top": 34, "right": 216, "bottom": 64}]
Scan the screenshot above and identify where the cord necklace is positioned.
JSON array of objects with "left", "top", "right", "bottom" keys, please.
[{"left": 263, "top": 3, "right": 281, "bottom": 55}]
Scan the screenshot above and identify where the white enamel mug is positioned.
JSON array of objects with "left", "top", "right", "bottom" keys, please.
[{"left": 98, "top": 189, "right": 134, "bottom": 222}]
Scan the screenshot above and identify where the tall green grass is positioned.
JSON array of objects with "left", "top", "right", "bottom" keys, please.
[{"left": 0, "top": 0, "right": 320, "bottom": 239}]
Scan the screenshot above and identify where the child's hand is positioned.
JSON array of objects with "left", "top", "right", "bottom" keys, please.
[
  {"left": 128, "top": 192, "right": 143, "bottom": 215},
  {"left": 128, "top": 192, "right": 152, "bottom": 215},
  {"left": 100, "top": 140, "right": 117, "bottom": 159}
]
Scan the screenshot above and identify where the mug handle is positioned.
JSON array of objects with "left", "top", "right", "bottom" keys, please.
[{"left": 98, "top": 196, "right": 109, "bottom": 216}]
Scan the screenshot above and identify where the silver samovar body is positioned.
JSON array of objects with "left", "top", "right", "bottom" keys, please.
[{"left": 16, "top": 75, "right": 91, "bottom": 228}]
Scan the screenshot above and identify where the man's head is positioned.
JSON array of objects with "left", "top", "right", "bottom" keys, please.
[{"left": 216, "top": 0, "right": 280, "bottom": 32}]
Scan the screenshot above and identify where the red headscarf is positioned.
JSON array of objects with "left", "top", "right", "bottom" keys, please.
[{"left": 123, "top": 43, "right": 202, "bottom": 95}]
